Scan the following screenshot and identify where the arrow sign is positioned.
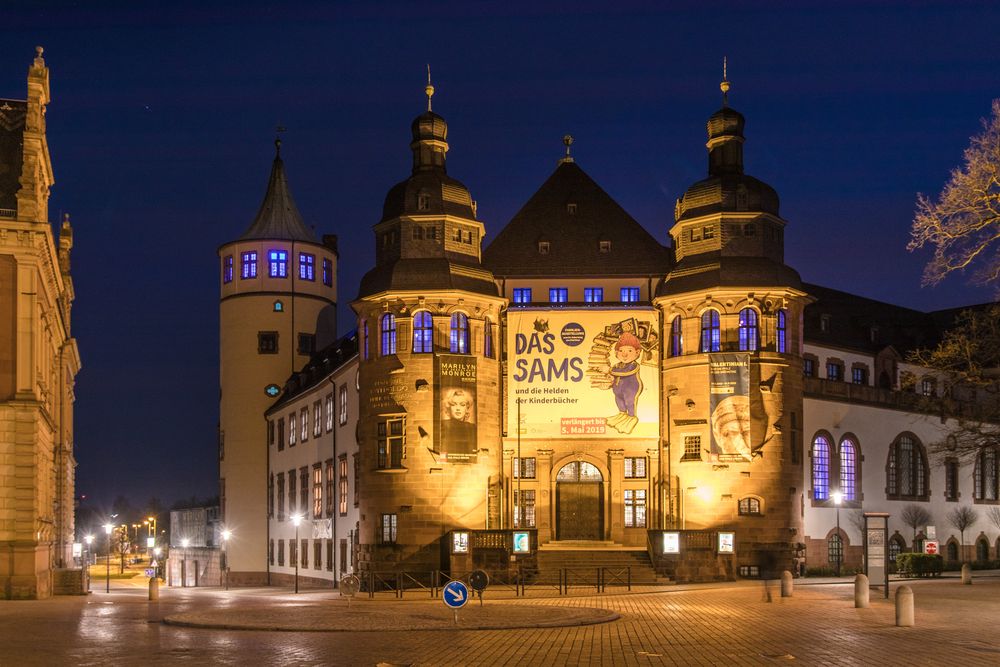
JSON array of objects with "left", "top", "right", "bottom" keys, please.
[{"left": 442, "top": 580, "right": 469, "bottom": 609}]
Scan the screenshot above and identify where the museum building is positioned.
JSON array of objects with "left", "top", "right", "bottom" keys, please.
[{"left": 221, "top": 79, "right": 999, "bottom": 586}]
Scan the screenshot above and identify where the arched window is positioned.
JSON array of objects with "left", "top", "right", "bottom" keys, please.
[
  {"left": 977, "top": 538, "right": 990, "bottom": 562},
  {"left": 380, "top": 314, "right": 396, "bottom": 355},
  {"left": 946, "top": 541, "right": 959, "bottom": 561},
  {"left": 827, "top": 534, "right": 843, "bottom": 565},
  {"left": 670, "top": 316, "right": 683, "bottom": 357},
  {"left": 812, "top": 434, "right": 831, "bottom": 501},
  {"left": 974, "top": 446, "right": 999, "bottom": 502},
  {"left": 887, "top": 434, "right": 928, "bottom": 500},
  {"left": 776, "top": 309, "right": 787, "bottom": 353},
  {"left": 412, "top": 311, "right": 433, "bottom": 353},
  {"left": 450, "top": 313, "right": 469, "bottom": 354},
  {"left": 738, "top": 308, "right": 759, "bottom": 352},
  {"left": 840, "top": 437, "right": 858, "bottom": 502},
  {"left": 738, "top": 497, "right": 762, "bottom": 515},
  {"left": 700, "top": 309, "right": 720, "bottom": 353},
  {"left": 484, "top": 317, "right": 494, "bottom": 359}
]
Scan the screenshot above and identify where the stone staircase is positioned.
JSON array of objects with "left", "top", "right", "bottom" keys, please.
[{"left": 531, "top": 542, "right": 672, "bottom": 586}]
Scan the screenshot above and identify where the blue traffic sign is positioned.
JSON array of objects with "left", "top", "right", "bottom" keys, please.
[{"left": 442, "top": 580, "right": 469, "bottom": 609}]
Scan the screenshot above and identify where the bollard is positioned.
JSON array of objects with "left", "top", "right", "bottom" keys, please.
[
  {"left": 854, "top": 573, "right": 869, "bottom": 608},
  {"left": 148, "top": 576, "right": 159, "bottom": 601},
  {"left": 780, "top": 570, "right": 793, "bottom": 598},
  {"left": 961, "top": 563, "right": 972, "bottom": 585},
  {"left": 895, "top": 585, "right": 914, "bottom": 627}
]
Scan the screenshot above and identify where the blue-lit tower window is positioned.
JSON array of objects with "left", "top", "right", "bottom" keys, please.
[
  {"left": 223, "top": 255, "right": 233, "bottom": 283},
  {"left": 299, "top": 253, "right": 315, "bottom": 281},
  {"left": 700, "top": 309, "right": 721, "bottom": 352},
  {"left": 776, "top": 309, "right": 787, "bottom": 353},
  {"left": 322, "top": 258, "right": 333, "bottom": 287},
  {"left": 738, "top": 308, "right": 759, "bottom": 352},
  {"left": 812, "top": 434, "right": 830, "bottom": 500},
  {"left": 412, "top": 311, "right": 433, "bottom": 353},
  {"left": 241, "top": 251, "right": 257, "bottom": 279},
  {"left": 380, "top": 314, "right": 396, "bottom": 355},
  {"left": 620, "top": 287, "right": 640, "bottom": 302},
  {"left": 584, "top": 287, "right": 603, "bottom": 303},
  {"left": 450, "top": 313, "right": 469, "bottom": 353},
  {"left": 549, "top": 288, "right": 568, "bottom": 303},
  {"left": 670, "top": 315, "right": 683, "bottom": 357},
  {"left": 268, "top": 249, "right": 288, "bottom": 278},
  {"left": 512, "top": 288, "right": 531, "bottom": 304}
]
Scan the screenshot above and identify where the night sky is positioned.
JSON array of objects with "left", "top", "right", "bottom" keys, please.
[{"left": 2, "top": 1, "right": 997, "bottom": 512}]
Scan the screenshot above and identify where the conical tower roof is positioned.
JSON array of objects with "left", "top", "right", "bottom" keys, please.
[{"left": 239, "top": 141, "right": 317, "bottom": 242}]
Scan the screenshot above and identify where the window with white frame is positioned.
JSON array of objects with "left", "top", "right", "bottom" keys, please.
[
  {"left": 513, "top": 457, "right": 536, "bottom": 479},
  {"left": 624, "top": 457, "right": 646, "bottom": 478},
  {"left": 325, "top": 394, "right": 334, "bottom": 432},
  {"left": 624, "top": 489, "right": 646, "bottom": 527},
  {"left": 339, "top": 386, "right": 348, "bottom": 425}
]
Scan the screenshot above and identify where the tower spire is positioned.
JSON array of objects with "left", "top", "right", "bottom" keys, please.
[
  {"left": 425, "top": 64, "right": 434, "bottom": 112},
  {"left": 720, "top": 56, "right": 731, "bottom": 107},
  {"left": 558, "top": 134, "right": 575, "bottom": 164},
  {"left": 275, "top": 125, "right": 286, "bottom": 157}
]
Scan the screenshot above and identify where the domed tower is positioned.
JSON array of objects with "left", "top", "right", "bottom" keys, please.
[
  {"left": 218, "top": 142, "right": 338, "bottom": 584},
  {"left": 653, "top": 71, "right": 810, "bottom": 577},
  {"left": 352, "top": 82, "right": 505, "bottom": 574}
]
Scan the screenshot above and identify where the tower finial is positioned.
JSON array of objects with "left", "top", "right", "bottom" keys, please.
[
  {"left": 720, "top": 56, "right": 731, "bottom": 106},
  {"left": 275, "top": 125, "right": 286, "bottom": 157},
  {"left": 425, "top": 64, "right": 435, "bottom": 112},
  {"left": 558, "top": 135, "right": 575, "bottom": 164}
]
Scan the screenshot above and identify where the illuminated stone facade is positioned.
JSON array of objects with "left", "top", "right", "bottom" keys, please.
[{"left": 0, "top": 50, "right": 81, "bottom": 599}]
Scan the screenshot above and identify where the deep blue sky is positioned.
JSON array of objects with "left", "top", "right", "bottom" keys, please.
[{"left": 2, "top": 1, "right": 997, "bottom": 512}]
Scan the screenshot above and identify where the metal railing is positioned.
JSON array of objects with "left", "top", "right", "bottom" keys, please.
[{"left": 359, "top": 565, "right": 633, "bottom": 598}]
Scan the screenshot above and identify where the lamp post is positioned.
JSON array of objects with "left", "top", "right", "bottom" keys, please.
[
  {"left": 292, "top": 514, "right": 302, "bottom": 593},
  {"left": 221, "top": 529, "right": 232, "bottom": 590},
  {"left": 832, "top": 490, "right": 843, "bottom": 577},
  {"left": 102, "top": 523, "right": 113, "bottom": 593},
  {"left": 84, "top": 535, "right": 94, "bottom": 591}
]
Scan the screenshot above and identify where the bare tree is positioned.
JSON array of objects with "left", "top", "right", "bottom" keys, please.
[
  {"left": 947, "top": 506, "right": 979, "bottom": 561},
  {"left": 901, "top": 505, "right": 932, "bottom": 545},
  {"left": 908, "top": 99, "right": 1000, "bottom": 286},
  {"left": 987, "top": 506, "right": 1000, "bottom": 532},
  {"left": 848, "top": 509, "right": 866, "bottom": 540},
  {"left": 113, "top": 527, "right": 131, "bottom": 574}
]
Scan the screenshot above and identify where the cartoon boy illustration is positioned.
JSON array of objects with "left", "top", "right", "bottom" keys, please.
[{"left": 604, "top": 332, "right": 643, "bottom": 434}]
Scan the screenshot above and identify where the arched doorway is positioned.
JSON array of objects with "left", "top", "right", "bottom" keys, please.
[{"left": 555, "top": 461, "right": 604, "bottom": 540}]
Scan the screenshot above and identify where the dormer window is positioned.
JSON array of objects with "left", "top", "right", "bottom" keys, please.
[
  {"left": 273, "top": 300, "right": 284, "bottom": 312},
  {"left": 567, "top": 203, "right": 577, "bottom": 215},
  {"left": 820, "top": 314, "right": 831, "bottom": 333},
  {"left": 869, "top": 326, "right": 880, "bottom": 344},
  {"left": 703, "top": 225, "right": 715, "bottom": 239},
  {"left": 412, "top": 226, "right": 424, "bottom": 240},
  {"left": 691, "top": 227, "right": 702, "bottom": 242},
  {"left": 599, "top": 240, "right": 611, "bottom": 253},
  {"left": 743, "top": 223, "right": 755, "bottom": 237},
  {"left": 453, "top": 228, "right": 463, "bottom": 242},
  {"left": 538, "top": 241, "right": 550, "bottom": 254},
  {"left": 417, "top": 192, "right": 431, "bottom": 211},
  {"left": 736, "top": 186, "right": 748, "bottom": 210}
]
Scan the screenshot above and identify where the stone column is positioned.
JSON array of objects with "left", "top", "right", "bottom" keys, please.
[
  {"left": 536, "top": 449, "right": 553, "bottom": 543},
  {"left": 608, "top": 449, "right": 624, "bottom": 543}
]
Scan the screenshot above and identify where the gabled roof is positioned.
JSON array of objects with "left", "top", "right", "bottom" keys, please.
[
  {"left": 483, "top": 161, "right": 671, "bottom": 277},
  {"left": 239, "top": 153, "right": 318, "bottom": 243}
]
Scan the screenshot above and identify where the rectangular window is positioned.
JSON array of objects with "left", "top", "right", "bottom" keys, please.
[
  {"left": 223, "top": 255, "right": 234, "bottom": 283},
  {"left": 289, "top": 413, "right": 297, "bottom": 446},
  {"left": 339, "top": 457, "right": 348, "bottom": 515},
  {"left": 278, "top": 539, "right": 285, "bottom": 566},
  {"left": 514, "top": 490, "right": 535, "bottom": 528},
  {"left": 300, "top": 467, "right": 309, "bottom": 516},
  {"left": 620, "top": 287, "right": 640, "bottom": 302},
  {"left": 301, "top": 408, "right": 309, "bottom": 442},
  {"left": 277, "top": 418, "right": 285, "bottom": 452},
  {"left": 268, "top": 249, "right": 288, "bottom": 278},
  {"left": 624, "top": 489, "right": 647, "bottom": 528},
  {"left": 299, "top": 253, "right": 315, "bottom": 281},
  {"left": 322, "top": 258, "right": 333, "bottom": 287},
  {"left": 325, "top": 394, "right": 334, "bottom": 432},
  {"left": 339, "top": 386, "right": 348, "bottom": 425},
  {"left": 268, "top": 473, "right": 274, "bottom": 518},
  {"left": 290, "top": 539, "right": 298, "bottom": 568},
  {"left": 599, "top": 240, "right": 611, "bottom": 253},
  {"left": 377, "top": 418, "right": 405, "bottom": 469},
  {"left": 826, "top": 362, "right": 843, "bottom": 382},
  {"left": 301, "top": 539, "right": 308, "bottom": 568},
  {"left": 549, "top": 288, "right": 568, "bottom": 303},
  {"left": 852, "top": 367, "right": 868, "bottom": 385},
  {"left": 241, "top": 251, "right": 257, "bottom": 279},
  {"left": 258, "top": 331, "right": 278, "bottom": 354},
  {"left": 512, "top": 288, "right": 532, "bottom": 304},
  {"left": 682, "top": 435, "right": 702, "bottom": 462},
  {"left": 313, "top": 402, "right": 322, "bottom": 437},
  {"left": 269, "top": 539, "right": 274, "bottom": 565},
  {"left": 803, "top": 358, "right": 815, "bottom": 378},
  {"left": 513, "top": 457, "right": 536, "bottom": 479},
  {"left": 380, "top": 514, "right": 397, "bottom": 544},
  {"left": 584, "top": 287, "right": 603, "bottom": 303},
  {"left": 287, "top": 470, "right": 296, "bottom": 515},
  {"left": 624, "top": 457, "right": 647, "bottom": 479},
  {"left": 353, "top": 453, "right": 359, "bottom": 506},
  {"left": 298, "top": 333, "right": 315, "bottom": 355},
  {"left": 340, "top": 539, "right": 348, "bottom": 574},
  {"left": 314, "top": 540, "right": 322, "bottom": 570},
  {"left": 325, "top": 460, "right": 335, "bottom": 518},
  {"left": 920, "top": 378, "right": 935, "bottom": 396},
  {"left": 703, "top": 225, "right": 715, "bottom": 239},
  {"left": 326, "top": 539, "right": 334, "bottom": 572},
  {"left": 945, "top": 459, "right": 959, "bottom": 501},
  {"left": 313, "top": 465, "right": 323, "bottom": 518},
  {"left": 277, "top": 472, "right": 285, "bottom": 520}
]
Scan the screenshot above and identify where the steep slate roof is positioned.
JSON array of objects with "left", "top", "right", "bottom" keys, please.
[
  {"left": 358, "top": 257, "right": 499, "bottom": 298},
  {"left": 0, "top": 99, "right": 27, "bottom": 213},
  {"left": 267, "top": 330, "right": 359, "bottom": 412},
  {"left": 239, "top": 150, "right": 318, "bottom": 243},
  {"left": 483, "top": 161, "right": 671, "bottom": 277}
]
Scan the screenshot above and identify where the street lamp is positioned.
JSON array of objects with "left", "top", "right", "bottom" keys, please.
[
  {"left": 102, "top": 523, "right": 113, "bottom": 593},
  {"left": 292, "top": 514, "right": 302, "bottom": 594},
  {"left": 832, "top": 490, "right": 843, "bottom": 577},
  {"left": 221, "top": 529, "right": 232, "bottom": 590}
]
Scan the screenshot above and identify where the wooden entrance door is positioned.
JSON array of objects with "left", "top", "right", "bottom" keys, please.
[{"left": 556, "top": 482, "right": 603, "bottom": 540}]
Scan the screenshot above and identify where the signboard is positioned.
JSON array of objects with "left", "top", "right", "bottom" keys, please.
[
  {"left": 452, "top": 531, "right": 469, "bottom": 554},
  {"left": 469, "top": 570, "right": 490, "bottom": 592},
  {"left": 926, "top": 525, "right": 936, "bottom": 539},
  {"left": 709, "top": 354, "right": 751, "bottom": 462},
  {"left": 924, "top": 540, "right": 939, "bottom": 555},
  {"left": 864, "top": 512, "right": 890, "bottom": 599},
  {"left": 506, "top": 310, "right": 659, "bottom": 439},
  {"left": 662, "top": 532, "right": 680, "bottom": 554},
  {"left": 312, "top": 519, "right": 333, "bottom": 539},
  {"left": 146, "top": 537, "right": 156, "bottom": 548},
  {"left": 442, "top": 580, "right": 469, "bottom": 609},
  {"left": 717, "top": 532, "right": 735, "bottom": 554},
  {"left": 435, "top": 355, "right": 478, "bottom": 463},
  {"left": 512, "top": 531, "right": 530, "bottom": 554},
  {"left": 72, "top": 542, "right": 82, "bottom": 558}
]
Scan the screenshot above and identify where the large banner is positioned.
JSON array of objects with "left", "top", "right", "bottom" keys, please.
[
  {"left": 435, "top": 354, "right": 478, "bottom": 463},
  {"left": 506, "top": 310, "right": 659, "bottom": 439},
  {"left": 708, "top": 353, "right": 751, "bottom": 462}
]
